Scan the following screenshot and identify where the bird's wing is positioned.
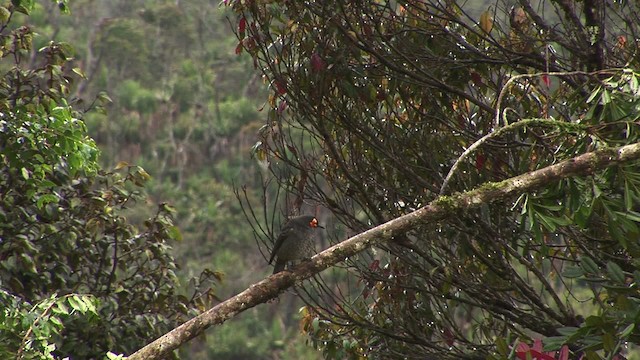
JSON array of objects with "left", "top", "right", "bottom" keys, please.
[{"left": 268, "top": 224, "right": 293, "bottom": 264}]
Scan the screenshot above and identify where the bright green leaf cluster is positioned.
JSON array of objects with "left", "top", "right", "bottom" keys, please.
[{"left": 0, "top": 291, "right": 98, "bottom": 360}]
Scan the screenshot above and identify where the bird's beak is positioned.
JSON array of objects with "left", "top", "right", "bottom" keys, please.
[{"left": 311, "top": 218, "right": 324, "bottom": 229}]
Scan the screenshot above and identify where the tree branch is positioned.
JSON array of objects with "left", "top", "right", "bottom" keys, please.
[{"left": 128, "top": 141, "right": 640, "bottom": 360}]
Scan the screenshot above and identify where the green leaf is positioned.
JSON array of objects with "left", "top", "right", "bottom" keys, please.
[
  {"left": 584, "top": 315, "right": 604, "bottom": 327},
  {"left": 0, "top": 6, "right": 10, "bottom": 23},
  {"left": 586, "top": 86, "right": 601, "bottom": 103},
  {"left": 167, "top": 225, "right": 183, "bottom": 242},
  {"left": 97, "top": 91, "right": 113, "bottom": 104},
  {"left": 562, "top": 266, "right": 585, "bottom": 278},
  {"left": 574, "top": 205, "right": 592, "bottom": 229},
  {"left": 625, "top": 180, "right": 633, "bottom": 210},
  {"left": 106, "top": 352, "right": 125, "bottom": 360},
  {"left": 556, "top": 327, "right": 580, "bottom": 336},
  {"left": 580, "top": 257, "right": 599, "bottom": 274},
  {"left": 536, "top": 213, "right": 557, "bottom": 232},
  {"left": 608, "top": 220, "right": 628, "bottom": 249},
  {"left": 601, "top": 89, "right": 611, "bottom": 104},
  {"left": 68, "top": 295, "right": 87, "bottom": 313},
  {"left": 615, "top": 210, "right": 640, "bottom": 223},
  {"left": 20, "top": 253, "right": 37, "bottom": 273},
  {"left": 602, "top": 332, "right": 615, "bottom": 352},
  {"left": 592, "top": 183, "right": 602, "bottom": 199},
  {"left": 619, "top": 323, "right": 635, "bottom": 338},
  {"left": 54, "top": 41, "right": 73, "bottom": 57},
  {"left": 48, "top": 315, "right": 63, "bottom": 328},
  {"left": 606, "top": 261, "right": 625, "bottom": 284},
  {"left": 36, "top": 194, "right": 58, "bottom": 209},
  {"left": 630, "top": 74, "right": 639, "bottom": 94},
  {"left": 495, "top": 337, "right": 508, "bottom": 356},
  {"left": 136, "top": 167, "right": 151, "bottom": 181},
  {"left": 52, "top": 301, "right": 69, "bottom": 316},
  {"left": 542, "top": 336, "right": 567, "bottom": 351},
  {"left": 72, "top": 67, "right": 86, "bottom": 79},
  {"left": 114, "top": 161, "right": 129, "bottom": 170}
]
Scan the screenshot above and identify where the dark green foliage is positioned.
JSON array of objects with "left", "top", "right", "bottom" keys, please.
[
  {"left": 0, "top": 291, "right": 98, "bottom": 360},
  {"left": 0, "top": 161, "right": 198, "bottom": 358},
  {"left": 0, "top": 1, "right": 217, "bottom": 358}
]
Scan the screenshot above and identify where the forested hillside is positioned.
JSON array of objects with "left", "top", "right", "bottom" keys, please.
[
  {"left": 0, "top": 0, "right": 317, "bottom": 359},
  {"left": 52, "top": 1, "right": 318, "bottom": 358}
]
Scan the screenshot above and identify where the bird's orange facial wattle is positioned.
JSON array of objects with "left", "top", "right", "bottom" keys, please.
[{"left": 310, "top": 218, "right": 319, "bottom": 228}]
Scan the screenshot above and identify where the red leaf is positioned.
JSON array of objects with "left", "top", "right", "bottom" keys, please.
[
  {"left": 516, "top": 350, "right": 556, "bottom": 360},
  {"left": 238, "top": 17, "right": 247, "bottom": 35},
  {"left": 532, "top": 339, "right": 544, "bottom": 352},
  {"left": 310, "top": 52, "right": 326, "bottom": 72},
  {"left": 557, "top": 345, "right": 569, "bottom": 360},
  {"left": 277, "top": 100, "right": 287, "bottom": 114},
  {"left": 515, "top": 340, "right": 559, "bottom": 360},
  {"left": 274, "top": 80, "right": 287, "bottom": 95},
  {"left": 443, "top": 328, "right": 455, "bottom": 346},
  {"left": 515, "top": 342, "right": 530, "bottom": 353},
  {"left": 542, "top": 74, "right": 550, "bottom": 88},
  {"left": 243, "top": 37, "right": 256, "bottom": 51},
  {"left": 369, "top": 260, "right": 380, "bottom": 271},
  {"left": 470, "top": 71, "right": 484, "bottom": 86},
  {"left": 475, "top": 153, "right": 486, "bottom": 170},
  {"left": 363, "top": 23, "right": 373, "bottom": 36},
  {"left": 235, "top": 41, "right": 243, "bottom": 55},
  {"left": 534, "top": 350, "right": 556, "bottom": 360}
]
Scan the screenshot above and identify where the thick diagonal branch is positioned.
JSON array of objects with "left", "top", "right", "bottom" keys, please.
[{"left": 128, "top": 141, "right": 640, "bottom": 360}]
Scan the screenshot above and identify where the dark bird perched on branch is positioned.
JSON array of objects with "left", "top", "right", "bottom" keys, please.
[{"left": 269, "top": 215, "right": 322, "bottom": 274}]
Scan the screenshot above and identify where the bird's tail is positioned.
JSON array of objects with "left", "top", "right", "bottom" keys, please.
[{"left": 273, "top": 261, "right": 286, "bottom": 274}]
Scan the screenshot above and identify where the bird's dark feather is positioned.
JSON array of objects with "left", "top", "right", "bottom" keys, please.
[{"left": 268, "top": 225, "right": 293, "bottom": 264}]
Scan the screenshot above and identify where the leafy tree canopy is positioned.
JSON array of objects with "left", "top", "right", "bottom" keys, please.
[
  {"left": 0, "top": 1, "right": 217, "bottom": 358},
  {"left": 227, "top": 0, "right": 640, "bottom": 359}
]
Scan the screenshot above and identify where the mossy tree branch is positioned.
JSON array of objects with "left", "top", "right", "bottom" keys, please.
[{"left": 128, "top": 141, "right": 640, "bottom": 360}]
